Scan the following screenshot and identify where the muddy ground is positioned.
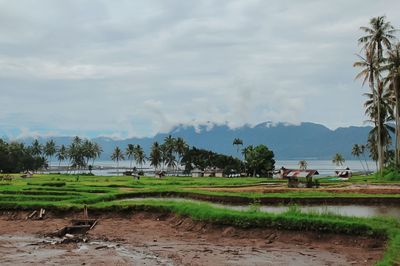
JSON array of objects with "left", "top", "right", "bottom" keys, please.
[{"left": 0, "top": 211, "right": 385, "bottom": 266}]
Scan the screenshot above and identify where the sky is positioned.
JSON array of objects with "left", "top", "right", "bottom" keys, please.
[{"left": 0, "top": 0, "right": 399, "bottom": 139}]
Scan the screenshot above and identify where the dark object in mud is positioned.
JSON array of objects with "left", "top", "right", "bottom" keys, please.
[{"left": 55, "top": 219, "right": 97, "bottom": 237}]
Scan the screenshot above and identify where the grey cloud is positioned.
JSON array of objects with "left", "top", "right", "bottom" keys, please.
[{"left": 0, "top": 0, "right": 399, "bottom": 138}]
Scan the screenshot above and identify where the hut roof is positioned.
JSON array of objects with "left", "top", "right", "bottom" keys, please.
[{"left": 283, "top": 169, "right": 319, "bottom": 178}]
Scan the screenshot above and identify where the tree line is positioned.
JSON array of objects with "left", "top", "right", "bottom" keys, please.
[{"left": 0, "top": 135, "right": 276, "bottom": 177}]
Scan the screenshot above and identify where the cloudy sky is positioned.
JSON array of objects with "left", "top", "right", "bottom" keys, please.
[{"left": 0, "top": 0, "right": 399, "bottom": 139}]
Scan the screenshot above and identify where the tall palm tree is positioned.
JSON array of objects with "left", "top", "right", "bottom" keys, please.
[
  {"left": 134, "top": 145, "right": 146, "bottom": 171},
  {"left": 364, "top": 82, "right": 395, "bottom": 167},
  {"left": 351, "top": 144, "right": 366, "bottom": 174},
  {"left": 31, "top": 139, "right": 42, "bottom": 157},
  {"left": 359, "top": 144, "right": 370, "bottom": 173},
  {"left": 126, "top": 144, "right": 135, "bottom": 169},
  {"left": 111, "top": 146, "right": 124, "bottom": 176},
  {"left": 332, "top": 153, "right": 345, "bottom": 167},
  {"left": 354, "top": 49, "right": 384, "bottom": 172},
  {"left": 384, "top": 43, "right": 400, "bottom": 166},
  {"left": 150, "top": 142, "right": 162, "bottom": 172},
  {"left": 82, "top": 139, "right": 94, "bottom": 170},
  {"left": 43, "top": 140, "right": 56, "bottom": 168},
  {"left": 56, "top": 144, "right": 67, "bottom": 168},
  {"left": 233, "top": 138, "right": 243, "bottom": 155},
  {"left": 91, "top": 142, "right": 102, "bottom": 168},
  {"left": 175, "top": 137, "right": 188, "bottom": 174},
  {"left": 358, "top": 16, "right": 396, "bottom": 173}
]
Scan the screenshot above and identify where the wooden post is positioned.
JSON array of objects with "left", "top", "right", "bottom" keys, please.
[{"left": 83, "top": 205, "right": 88, "bottom": 220}]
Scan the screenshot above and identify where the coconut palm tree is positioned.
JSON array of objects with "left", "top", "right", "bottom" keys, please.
[
  {"left": 56, "top": 144, "right": 67, "bottom": 168},
  {"left": 150, "top": 142, "right": 162, "bottom": 172},
  {"left": 298, "top": 160, "right": 308, "bottom": 170},
  {"left": 111, "top": 146, "right": 124, "bottom": 176},
  {"left": 126, "top": 144, "right": 135, "bottom": 169},
  {"left": 332, "top": 153, "right": 345, "bottom": 167},
  {"left": 134, "top": 145, "right": 146, "bottom": 171},
  {"left": 43, "top": 140, "right": 56, "bottom": 167},
  {"left": 175, "top": 137, "right": 188, "bottom": 174},
  {"left": 358, "top": 16, "right": 396, "bottom": 173},
  {"left": 364, "top": 82, "right": 395, "bottom": 167},
  {"left": 383, "top": 43, "right": 400, "bottom": 166},
  {"left": 91, "top": 142, "right": 102, "bottom": 168},
  {"left": 359, "top": 144, "right": 370, "bottom": 173},
  {"left": 354, "top": 49, "right": 384, "bottom": 172},
  {"left": 233, "top": 138, "right": 243, "bottom": 155},
  {"left": 31, "top": 139, "right": 42, "bottom": 157},
  {"left": 351, "top": 144, "right": 366, "bottom": 174}
]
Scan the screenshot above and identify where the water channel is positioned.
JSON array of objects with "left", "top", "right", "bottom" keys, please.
[{"left": 121, "top": 197, "right": 400, "bottom": 219}]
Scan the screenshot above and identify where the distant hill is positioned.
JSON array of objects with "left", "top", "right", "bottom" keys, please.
[{"left": 15, "top": 122, "right": 373, "bottom": 160}]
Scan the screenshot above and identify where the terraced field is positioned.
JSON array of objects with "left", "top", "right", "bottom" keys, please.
[{"left": 0, "top": 173, "right": 399, "bottom": 265}]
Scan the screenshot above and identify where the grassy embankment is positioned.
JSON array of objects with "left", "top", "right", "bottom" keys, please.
[{"left": 0, "top": 174, "right": 400, "bottom": 265}]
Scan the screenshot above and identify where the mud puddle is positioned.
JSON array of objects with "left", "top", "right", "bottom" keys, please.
[{"left": 0, "top": 234, "right": 175, "bottom": 266}]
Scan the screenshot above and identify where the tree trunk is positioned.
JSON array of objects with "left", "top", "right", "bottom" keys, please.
[
  {"left": 358, "top": 157, "right": 367, "bottom": 175},
  {"left": 394, "top": 76, "right": 400, "bottom": 168},
  {"left": 362, "top": 154, "right": 370, "bottom": 174},
  {"left": 376, "top": 78, "right": 384, "bottom": 174}
]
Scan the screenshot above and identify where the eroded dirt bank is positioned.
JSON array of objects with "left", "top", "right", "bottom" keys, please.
[{"left": 0, "top": 211, "right": 385, "bottom": 266}]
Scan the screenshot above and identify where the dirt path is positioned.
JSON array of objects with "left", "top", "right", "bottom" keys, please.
[{"left": 0, "top": 211, "right": 385, "bottom": 265}]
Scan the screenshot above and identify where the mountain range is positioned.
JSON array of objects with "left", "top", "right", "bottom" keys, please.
[{"left": 13, "top": 122, "right": 373, "bottom": 160}]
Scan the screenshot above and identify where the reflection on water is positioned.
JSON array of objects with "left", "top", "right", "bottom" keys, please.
[{"left": 122, "top": 197, "right": 400, "bottom": 219}]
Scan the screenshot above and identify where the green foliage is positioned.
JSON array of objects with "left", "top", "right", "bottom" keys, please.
[
  {"left": 374, "top": 166, "right": 400, "bottom": 181},
  {"left": 242, "top": 145, "right": 275, "bottom": 177},
  {"left": 0, "top": 139, "right": 45, "bottom": 173},
  {"left": 181, "top": 147, "right": 244, "bottom": 175}
]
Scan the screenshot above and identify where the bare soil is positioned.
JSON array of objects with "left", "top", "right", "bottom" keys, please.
[{"left": 0, "top": 211, "right": 385, "bottom": 265}]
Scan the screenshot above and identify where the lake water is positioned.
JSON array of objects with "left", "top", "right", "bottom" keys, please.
[{"left": 47, "top": 160, "right": 376, "bottom": 176}]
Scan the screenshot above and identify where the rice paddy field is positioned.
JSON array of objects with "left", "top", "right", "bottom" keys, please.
[{"left": 0, "top": 173, "right": 400, "bottom": 265}]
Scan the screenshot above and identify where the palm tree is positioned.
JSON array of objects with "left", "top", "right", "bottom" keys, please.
[
  {"left": 150, "top": 142, "right": 162, "bottom": 172},
  {"left": 82, "top": 140, "right": 94, "bottom": 171},
  {"left": 298, "top": 160, "right": 308, "bottom": 170},
  {"left": 134, "top": 145, "right": 146, "bottom": 171},
  {"left": 358, "top": 16, "right": 396, "bottom": 173},
  {"left": 31, "top": 139, "right": 42, "bottom": 157},
  {"left": 43, "top": 140, "right": 56, "bottom": 167},
  {"left": 126, "top": 144, "right": 135, "bottom": 169},
  {"left": 384, "top": 43, "right": 400, "bottom": 166},
  {"left": 332, "top": 153, "right": 345, "bottom": 167},
  {"left": 111, "top": 146, "right": 124, "bottom": 176},
  {"left": 359, "top": 144, "right": 371, "bottom": 173},
  {"left": 364, "top": 83, "right": 395, "bottom": 167},
  {"left": 175, "top": 137, "right": 188, "bottom": 174},
  {"left": 91, "top": 142, "right": 102, "bottom": 168},
  {"left": 351, "top": 144, "right": 367, "bottom": 174},
  {"left": 233, "top": 138, "right": 243, "bottom": 155},
  {"left": 56, "top": 144, "right": 67, "bottom": 168},
  {"left": 354, "top": 49, "right": 384, "bottom": 172}
]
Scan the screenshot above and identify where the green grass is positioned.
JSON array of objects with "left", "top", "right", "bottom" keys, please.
[{"left": 0, "top": 173, "right": 400, "bottom": 265}]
